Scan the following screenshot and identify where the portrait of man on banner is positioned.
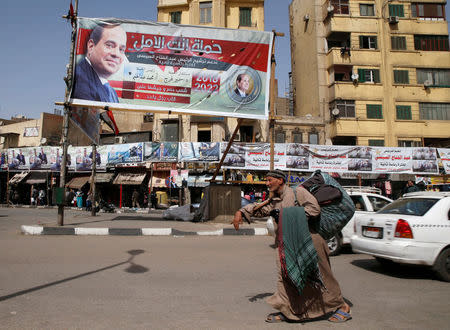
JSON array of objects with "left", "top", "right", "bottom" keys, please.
[{"left": 72, "top": 23, "right": 127, "bottom": 103}]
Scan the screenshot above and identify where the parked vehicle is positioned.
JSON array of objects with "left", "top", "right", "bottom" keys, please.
[
  {"left": 351, "top": 191, "right": 450, "bottom": 282},
  {"left": 327, "top": 186, "right": 393, "bottom": 256}
]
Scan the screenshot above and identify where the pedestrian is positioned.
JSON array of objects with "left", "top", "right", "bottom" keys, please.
[
  {"left": 32, "top": 187, "right": 38, "bottom": 206},
  {"left": 76, "top": 190, "right": 83, "bottom": 208},
  {"left": 86, "top": 190, "right": 93, "bottom": 211},
  {"left": 404, "top": 180, "right": 419, "bottom": 194},
  {"left": 38, "top": 189, "right": 46, "bottom": 206},
  {"left": 132, "top": 189, "right": 140, "bottom": 208},
  {"left": 150, "top": 189, "right": 158, "bottom": 209},
  {"left": 232, "top": 169, "right": 352, "bottom": 323}
]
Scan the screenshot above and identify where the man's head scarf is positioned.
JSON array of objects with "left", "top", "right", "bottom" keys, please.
[{"left": 266, "top": 169, "right": 286, "bottom": 182}]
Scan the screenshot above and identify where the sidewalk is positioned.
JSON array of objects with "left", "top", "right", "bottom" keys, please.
[{"left": 7, "top": 205, "right": 270, "bottom": 237}]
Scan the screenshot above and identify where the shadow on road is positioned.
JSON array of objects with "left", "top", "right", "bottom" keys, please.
[
  {"left": 351, "top": 258, "right": 435, "bottom": 280},
  {"left": 0, "top": 249, "right": 148, "bottom": 302},
  {"left": 112, "top": 215, "right": 163, "bottom": 221},
  {"left": 247, "top": 292, "right": 273, "bottom": 302}
]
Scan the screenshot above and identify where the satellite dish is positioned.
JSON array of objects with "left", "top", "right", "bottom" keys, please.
[
  {"left": 305, "top": 113, "right": 313, "bottom": 119},
  {"left": 423, "top": 80, "right": 432, "bottom": 87},
  {"left": 351, "top": 73, "right": 359, "bottom": 81},
  {"left": 327, "top": 5, "right": 334, "bottom": 13},
  {"left": 331, "top": 108, "right": 340, "bottom": 116},
  {"left": 40, "top": 138, "right": 47, "bottom": 144}
]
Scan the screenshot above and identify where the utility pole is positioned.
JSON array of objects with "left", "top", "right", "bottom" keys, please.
[{"left": 58, "top": 0, "right": 79, "bottom": 226}]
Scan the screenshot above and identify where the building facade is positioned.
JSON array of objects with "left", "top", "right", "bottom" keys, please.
[
  {"left": 290, "top": 0, "right": 450, "bottom": 147},
  {"left": 155, "top": 0, "right": 269, "bottom": 143}
]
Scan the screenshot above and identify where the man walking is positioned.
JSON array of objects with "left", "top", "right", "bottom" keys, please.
[{"left": 233, "top": 169, "right": 352, "bottom": 323}]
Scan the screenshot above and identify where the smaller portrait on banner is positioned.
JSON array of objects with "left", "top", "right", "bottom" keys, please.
[
  {"left": 348, "top": 147, "right": 372, "bottom": 159},
  {"left": 0, "top": 150, "right": 7, "bottom": 169},
  {"left": 223, "top": 154, "right": 245, "bottom": 167},
  {"left": 286, "top": 156, "right": 309, "bottom": 170},
  {"left": 226, "top": 67, "right": 261, "bottom": 105},
  {"left": 412, "top": 147, "right": 437, "bottom": 160},
  {"left": 348, "top": 158, "right": 372, "bottom": 171},
  {"left": 76, "top": 147, "right": 94, "bottom": 171},
  {"left": 412, "top": 160, "right": 438, "bottom": 173},
  {"left": 286, "top": 144, "right": 309, "bottom": 156}
]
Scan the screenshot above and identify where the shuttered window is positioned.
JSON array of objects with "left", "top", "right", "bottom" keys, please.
[
  {"left": 369, "top": 139, "right": 385, "bottom": 146},
  {"left": 367, "top": 104, "right": 383, "bottom": 119},
  {"left": 200, "top": 1, "right": 212, "bottom": 24},
  {"left": 358, "top": 68, "right": 380, "bottom": 83},
  {"left": 360, "top": 4, "right": 375, "bottom": 16},
  {"left": 396, "top": 105, "right": 412, "bottom": 120},
  {"left": 394, "top": 70, "right": 409, "bottom": 84},
  {"left": 391, "top": 36, "right": 407, "bottom": 50},
  {"left": 170, "top": 11, "right": 181, "bottom": 24},
  {"left": 389, "top": 4, "right": 404, "bottom": 17},
  {"left": 414, "top": 35, "right": 449, "bottom": 51},
  {"left": 239, "top": 7, "right": 252, "bottom": 26}
]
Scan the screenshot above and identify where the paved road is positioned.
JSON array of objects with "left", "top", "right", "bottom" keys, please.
[{"left": 1, "top": 208, "right": 449, "bottom": 329}]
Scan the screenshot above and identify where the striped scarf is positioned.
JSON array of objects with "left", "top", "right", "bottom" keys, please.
[{"left": 277, "top": 206, "right": 323, "bottom": 294}]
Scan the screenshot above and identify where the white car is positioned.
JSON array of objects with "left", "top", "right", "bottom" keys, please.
[
  {"left": 351, "top": 191, "right": 450, "bottom": 282},
  {"left": 327, "top": 187, "right": 393, "bottom": 256}
]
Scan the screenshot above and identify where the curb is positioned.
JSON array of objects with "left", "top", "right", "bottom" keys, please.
[{"left": 21, "top": 225, "right": 269, "bottom": 237}]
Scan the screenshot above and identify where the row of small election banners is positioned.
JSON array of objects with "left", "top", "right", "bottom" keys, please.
[{"left": 1, "top": 143, "right": 449, "bottom": 175}]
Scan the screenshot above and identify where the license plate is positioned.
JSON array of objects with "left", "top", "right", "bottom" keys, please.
[{"left": 362, "top": 226, "right": 383, "bottom": 239}]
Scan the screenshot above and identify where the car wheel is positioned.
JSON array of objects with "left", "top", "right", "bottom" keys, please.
[
  {"left": 327, "top": 235, "right": 342, "bottom": 256},
  {"left": 375, "top": 257, "right": 395, "bottom": 267},
  {"left": 433, "top": 248, "right": 450, "bottom": 282}
]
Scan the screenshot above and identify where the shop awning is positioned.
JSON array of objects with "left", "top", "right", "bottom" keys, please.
[
  {"left": 91, "top": 173, "right": 115, "bottom": 183},
  {"left": 25, "top": 172, "right": 48, "bottom": 185},
  {"left": 66, "top": 176, "right": 90, "bottom": 190},
  {"left": 113, "top": 173, "right": 146, "bottom": 185},
  {"left": 9, "top": 172, "right": 29, "bottom": 185}
]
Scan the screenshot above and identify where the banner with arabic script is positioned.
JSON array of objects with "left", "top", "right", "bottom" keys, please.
[
  {"left": 438, "top": 149, "right": 450, "bottom": 174},
  {"left": 221, "top": 143, "right": 286, "bottom": 170},
  {"left": 178, "top": 142, "right": 220, "bottom": 162},
  {"left": 372, "top": 147, "right": 412, "bottom": 173},
  {"left": 70, "top": 18, "right": 273, "bottom": 120}
]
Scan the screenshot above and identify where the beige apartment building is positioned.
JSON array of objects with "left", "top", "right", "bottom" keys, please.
[
  {"left": 289, "top": 0, "right": 450, "bottom": 147},
  {"left": 155, "top": 0, "right": 269, "bottom": 143}
]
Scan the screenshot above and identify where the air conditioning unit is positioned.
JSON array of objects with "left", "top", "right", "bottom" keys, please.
[
  {"left": 115, "top": 136, "right": 124, "bottom": 144},
  {"left": 423, "top": 80, "right": 433, "bottom": 87},
  {"left": 389, "top": 16, "right": 399, "bottom": 24}
]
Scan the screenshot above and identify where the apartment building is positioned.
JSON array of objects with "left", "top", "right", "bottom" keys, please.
[
  {"left": 156, "top": 0, "right": 268, "bottom": 143},
  {"left": 290, "top": 0, "right": 450, "bottom": 147}
]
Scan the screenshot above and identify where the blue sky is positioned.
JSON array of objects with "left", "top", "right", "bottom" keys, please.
[{"left": 0, "top": 1, "right": 448, "bottom": 119}]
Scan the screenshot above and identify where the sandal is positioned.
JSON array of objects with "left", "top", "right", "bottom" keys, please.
[
  {"left": 328, "top": 309, "right": 352, "bottom": 323},
  {"left": 265, "top": 312, "right": 288, "bottom": 323}
]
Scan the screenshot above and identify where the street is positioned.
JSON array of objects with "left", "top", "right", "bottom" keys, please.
[{"left": 0, "top": 208, "right": 449, "bottom": 329}]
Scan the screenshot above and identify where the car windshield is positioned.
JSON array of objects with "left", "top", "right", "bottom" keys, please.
[{"left": 377, "top": 198, "right": 438, "bottom": 216}]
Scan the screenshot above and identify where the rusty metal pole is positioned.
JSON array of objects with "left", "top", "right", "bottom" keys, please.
[{"left": 90, "top": 144, "right": 97, "bottom": 216}]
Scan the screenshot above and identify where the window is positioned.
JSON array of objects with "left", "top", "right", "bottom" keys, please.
[
  {"left": 367, "top": 104, "right": 383, "bottom": 119},
  {"left": 275, "top": 131, "right": 286, "bottom": 143},
  {"left": 350, "top": 196, "right": 367, "bottom": 211},
  {"left": 411, "top": 3, "right": 445, "bottom": 19},
  {"left": 161, "top": 122, "right": 179, "bottom": 142},
  {"left": 417, "top": 69, "right": 450, "bottom": 87},
  {"left": 143, "top": 113, "right": 154, "bottom": 122},
  {"left": 367, "top": 196, "right": 391, "bottom": 211},
  {"left": 391, "top": 36, "right": 407, "bottom": 50},
  {"left": 170, "top": 11, "right": 181, "bottom": 24},
  {"left": 389, "top": 4, "right": 404, "bottom": 17},
  {"left": 239, "top": 7, "right": 252, "bottom": 26},
  {"left": 414, "top": 35, "right": 449, "bottom": 51},
  {"left": 292, "top": 132, "right": 303, "bottom": 143},
  {"left": 359, "top": 36, "right": 377, "bottom": 49},
  {"left": 368, "top": 139, "right": 385, "bottom": 146},
  {"left": 330, "top": 0, "right": 349, "bottom": 14},
  {"left": 358, "top": 68, "right": 380, "bottom": 83},
  {"left": 396, "top": 105, "right": 412, "bottom": 120},
  {"left": 331, "top": 100, "right": 355, "bottom": 117},
  {"left": 398, "top": 140, "right": 421, "bottom": 147},
  {"left": 200, "top": 1, "right": 212, "bottom": 24},
  {"left": 394, "top": 70, "right": 409, "bottom": 84},
  {"left": 419, "top": 103, "right": 450, "bottom": 120},
  {"left": 309, "top": 133, "right": 319, "bottom": 144},
  {"left": 360, "top": 4, "right": 375, "bottom": 16}
]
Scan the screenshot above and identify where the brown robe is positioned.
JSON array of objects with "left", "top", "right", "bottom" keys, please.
[{"left": 240, "top": 185, "right": 346, "bottom": 321}]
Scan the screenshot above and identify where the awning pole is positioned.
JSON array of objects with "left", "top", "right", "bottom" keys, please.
[
  {"left": 6, "top": 169, "right": 10, "bottom": 205},
  {"left": 90, "top": 144, "right": 97, "bottom": 216}
]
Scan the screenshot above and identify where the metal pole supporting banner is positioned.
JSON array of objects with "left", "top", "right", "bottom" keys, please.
[
  {"left": 58, "top": 0, "right": 79, "bottom": 226},
  {"left": 90, "top": 144, "right": 97, "bottom": 216}
]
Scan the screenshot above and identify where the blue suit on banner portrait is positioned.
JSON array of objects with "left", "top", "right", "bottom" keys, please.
[{"left": 72, "top": 58, "right": 119, "bottom": 103}]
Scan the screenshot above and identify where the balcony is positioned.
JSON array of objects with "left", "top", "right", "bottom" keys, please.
[
  {"left": 392, "top": 85, "right": 450, "bottom": 102},
  {"left": 389, "top": 51, "right": 450, "bottom": 67},
  {"left": 325, "top": 16, "right": 378, "bottom": 35},
  {"left": 329, "top": 82, "right": 384, "bottom": 100},
  {"left": 326, "top": 48, "right": 382, "bottom": 67}
]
